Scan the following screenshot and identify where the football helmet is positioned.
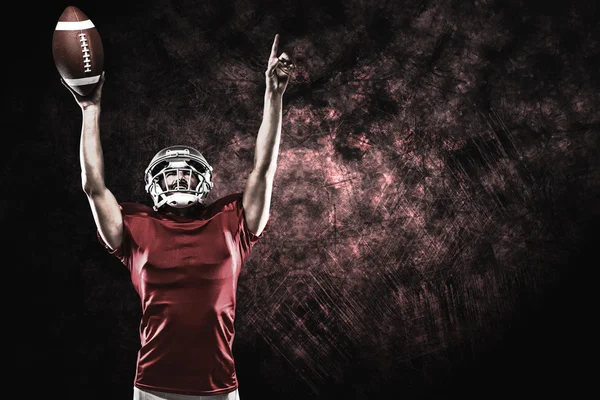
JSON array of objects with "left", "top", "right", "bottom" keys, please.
[{"left": 144, "top": 145, "right": 214, "bottom": 211}]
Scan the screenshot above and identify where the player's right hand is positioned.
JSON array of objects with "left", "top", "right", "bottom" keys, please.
[{"left": 61, "top": 71, "right": 105, "bottom": 110}]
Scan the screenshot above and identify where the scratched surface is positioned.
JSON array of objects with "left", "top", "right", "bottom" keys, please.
[{"left": 4, "top": 0, "right": 599, "bottom": 399}]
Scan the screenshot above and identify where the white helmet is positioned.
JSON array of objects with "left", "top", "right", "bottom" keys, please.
[{"left": 144, "top": 145, "right": 214, "bottom": 211}]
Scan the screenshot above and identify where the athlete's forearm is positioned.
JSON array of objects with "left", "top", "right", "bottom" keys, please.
[
  {"left": 253, "top": 91, "right": 282, "bottom": 175},
  {"left": 80, "top": 105, "right": 107, "bottom": 195}
]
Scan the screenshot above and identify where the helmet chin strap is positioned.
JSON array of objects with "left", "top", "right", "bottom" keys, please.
[
  {"left": 154, "top": 193, "right": 200, "bottom": 211},
  {"left": 165, "top": 193, "right": 200, "bottom": 208}
]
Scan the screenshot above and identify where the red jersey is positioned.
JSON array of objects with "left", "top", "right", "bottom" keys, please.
[{"left": 97, "top": 192, "right": 267, "bottom": 395}]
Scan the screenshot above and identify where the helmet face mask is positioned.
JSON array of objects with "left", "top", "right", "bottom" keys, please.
[{"left": 144, "top": 146, "right": 214, "bottom": 211}]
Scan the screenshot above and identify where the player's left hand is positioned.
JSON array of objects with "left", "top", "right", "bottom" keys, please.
[{"left": 265, "top": 34, "right": 294, "bottom": 95}]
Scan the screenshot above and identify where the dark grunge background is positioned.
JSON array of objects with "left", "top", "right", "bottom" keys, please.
[{"left": 4, "top": 0, "right": 599, "bottom": 399}]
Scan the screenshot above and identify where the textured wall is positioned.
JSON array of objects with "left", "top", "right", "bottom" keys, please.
[{"left": 4, "top": 0, "right": 599, "bottom": 399}]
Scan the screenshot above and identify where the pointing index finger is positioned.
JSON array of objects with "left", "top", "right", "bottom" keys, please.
[{"left": 271, "top": 34, "right": 279, "bottom": 58}]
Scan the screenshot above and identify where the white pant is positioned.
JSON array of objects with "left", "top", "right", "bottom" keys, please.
[{"left": 134, "top": 387, "right": 240, "bottom": 400}]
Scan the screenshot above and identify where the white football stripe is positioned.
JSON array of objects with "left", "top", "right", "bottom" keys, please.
[
  {"left": 55, "top": 20, "right": 95, "bottom": 30},
  {"left": 63, "top": 75, "right": 101, "bottom": 86}
]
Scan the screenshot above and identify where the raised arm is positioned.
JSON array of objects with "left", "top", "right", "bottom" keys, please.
[
  {"left": 243, "top": 34, "right": 293, "bottom": 236},
  {"left": 63, "top": 72, "right": 123, "bottom": 250}
]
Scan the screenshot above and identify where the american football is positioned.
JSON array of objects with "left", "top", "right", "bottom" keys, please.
[{"left": 52, "top": 6, "right": 104, "bottom": 96}]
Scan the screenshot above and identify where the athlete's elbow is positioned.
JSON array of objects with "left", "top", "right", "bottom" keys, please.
[
  {"left": 81, "top": 174, "right": 106, "bottom": 196},
  {"left": 252, "top": 162, "right": 277, "bottom": 179}
]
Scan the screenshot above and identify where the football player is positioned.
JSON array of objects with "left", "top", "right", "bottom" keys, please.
[{"left": 62, "top": 34, "right": 293, "bottom": 400}]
